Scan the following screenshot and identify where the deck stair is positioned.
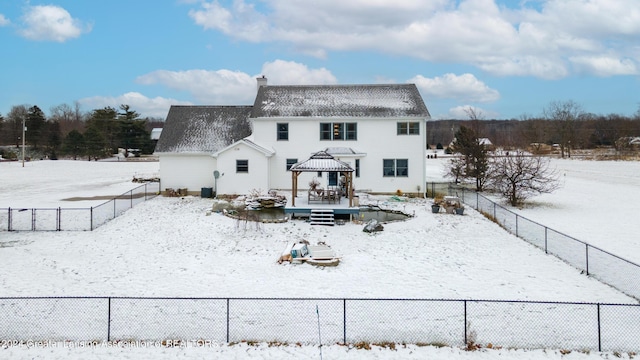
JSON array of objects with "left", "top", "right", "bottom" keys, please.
[{"left": 309, "top": 209, "right": 335, "bottom": 226}]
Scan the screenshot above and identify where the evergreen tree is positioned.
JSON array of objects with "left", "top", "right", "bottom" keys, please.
[
  {"left": 26, "top": 105, "right": 47, "bottom": 149},
  {"left": 83, "top": 125, "right": 108, "bottom": 160},
  {"left": 86, "top": 107, "right": 119, "bottom": 153},
  {"left": 46, "top": 120, "right": 62, "bottom": 159},
  {"left": 118, "top": 105, "right": 153, "bottom": 155},
  {"left": 450, "top": 125, "right": 490, "bottom": 191},
  {"left": 62, "top": 130, "right": 85, "bottom": 160}
]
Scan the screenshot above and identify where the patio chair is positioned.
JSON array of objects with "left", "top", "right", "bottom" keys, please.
[{"left": 308, "top": 188, "right": 324, "bottom": 203}]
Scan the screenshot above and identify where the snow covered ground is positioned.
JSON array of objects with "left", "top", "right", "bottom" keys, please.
[
  {"left": 1, "top": 158, "right": 639, "bottom": 359},
  {"left": 427, "top": 156, "right": 640, "bottom": 264}
]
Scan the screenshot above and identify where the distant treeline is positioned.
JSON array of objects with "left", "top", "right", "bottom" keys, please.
[
  {"left": 0, "top": 103, "right": 164, "bottom": 160},
  {"left": 428, "top": 108, "right": 640, "bottom": 152},
  {"left": 428, "top": 116, "right": 640, "bottom": 151}
]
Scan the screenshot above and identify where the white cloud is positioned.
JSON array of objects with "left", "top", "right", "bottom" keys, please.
[
  {"left": 410, "top": 73, "right": 500, "bottom": 103},
  {"left": 476, "top": 56, "right": 570, "bottom": 79},
  {"left": 523, "top": 0, "right": 640, "bottom": 38},
  {"left": 259, "top": 60, "right": 337, "bottom": 85},
  {"left": 188, "top": 0, "right": 268, "bottom": 42},
  {"left": 78, "top": 92, "right": 191, "bottom": 119},
  {"left": 137, "top": 69, "right": 255, "bottom": 104},
  {"left": 570, "top": 56, "right": 638, "bottom": 77},
  {"left": 0, "top": 14, "right": 10, "bottom": 26},
  {"left": 19, "top": 5, "right": 91, "bottom": 42},
  {"left": 136, "top": 60, "right": 338, "bottom": 105},
  {"left": 186, "top": 0, "right": 640, "bottom": 79}
]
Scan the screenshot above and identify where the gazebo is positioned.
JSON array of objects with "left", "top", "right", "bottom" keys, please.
[{"left": 288, "top": 151, "right": 355, "bottom": 207}]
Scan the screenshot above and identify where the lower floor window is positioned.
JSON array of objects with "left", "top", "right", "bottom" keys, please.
[
  {"left": 383, "top": 159, "right": 408, "bottom": 177},
  {"left": 286, "top": 158, "right": 298, "bottom": 171},
  {"left": 236, "top": 159, "right": 248, "bottom": 173}
]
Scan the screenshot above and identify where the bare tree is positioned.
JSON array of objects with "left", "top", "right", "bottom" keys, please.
[
  {"left": 444, "top": 156, "right": 466, "bottom": 184},
  {"left": 543, "top": 100, "right": 584, "bottom": 158},
  {"left": 489, "top": 151, "right": 561, "bottom": 206},
  {"left": 516, "top": 114, "right": 548, "bottom": 153},
  {"left": 4, "top": 105, "right": 29, "bottom": 147},
  {"left": 50, "top": 103, "right": 86, "bottom": 135}
]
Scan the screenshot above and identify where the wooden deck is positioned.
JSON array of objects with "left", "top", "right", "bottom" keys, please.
[{"left": 284, "top": 193, "right": 360, "bottom": 215}]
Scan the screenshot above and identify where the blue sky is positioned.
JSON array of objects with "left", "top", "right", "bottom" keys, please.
[{"left": 1, "top": 0, "right": 639, "bottom": 120}]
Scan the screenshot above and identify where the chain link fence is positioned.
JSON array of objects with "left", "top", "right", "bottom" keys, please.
[
  {"left": 0, "top": 182, "right": 160, "bottom": 231},
  {"left": 0, "top": 297, "right": 638, "bottom": 352},
  {"left": 449, "top": 185, "right": 640, "bottom": 301},
  {"left": 425, "top": 182, "right": 451, "bottom": 199}
]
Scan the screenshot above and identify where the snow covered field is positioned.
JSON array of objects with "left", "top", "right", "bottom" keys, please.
[
  {"left": 1, "top": 159, "right": 639, "bottom": 359},
  {"left": 426, "top": 156, "right": 640, "bottom": 264}
]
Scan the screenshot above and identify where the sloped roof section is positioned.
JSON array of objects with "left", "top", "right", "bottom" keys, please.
[
  {"left": 289, "top": 151, "right": 354, "bottom": 172},
  {"left": 324, "top": 147, "right": 364, "bottom": 156},
  {"left": 155, "top": 106, "right": 253, "bottom": 153},
  {"left": 252, "top": 84, "right": 430, "bottom": 118}
]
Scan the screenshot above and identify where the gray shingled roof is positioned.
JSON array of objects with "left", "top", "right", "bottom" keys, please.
[
  {"left": 289, "top": 151, "right": 354, "bottom": 172},
  {"left": 252, "top": 84, "right": 430, "bottom": 118},
  {"left": 155, "top": 106, "right": 252, "bottom": 153}
]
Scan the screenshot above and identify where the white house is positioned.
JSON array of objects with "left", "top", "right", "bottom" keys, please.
[
  {"left": 155, "top": 78, "right": 431, "bottom": 196},
  {"left": 154, "top": 105, "right": 254, "bottom": 194},
  {"left": 448, "top": 137, "right": 493, "bottom": 149}
]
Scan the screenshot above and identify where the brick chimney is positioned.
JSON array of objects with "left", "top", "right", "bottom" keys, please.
[{"left": 256, "top": 75, "right": 267, "bottom": 90}]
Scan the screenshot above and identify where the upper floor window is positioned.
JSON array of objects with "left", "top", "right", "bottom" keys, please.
[
  {"left": 277, "top": 123, "right": 289, "bottom": 140},
  {"left": 397, "top": 122, "right": 420, "bottom": 135},
  {"left": 383, "top": 159, "right": 408, "bottom": 177},
  {"left": 320, "top": 122, "right": 357, "bottom": 140},
  {"left": 346, "top": 123, "right": 357, "bottom": 140},
  {"left": 236, "top": 159, "right": 249, "bottom": 173}
]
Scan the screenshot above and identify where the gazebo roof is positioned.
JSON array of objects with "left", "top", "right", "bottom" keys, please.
[{"left": 289, "top": 151, "right": 354, "bottom": 172}]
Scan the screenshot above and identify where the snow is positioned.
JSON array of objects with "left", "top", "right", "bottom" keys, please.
[
  {"left": 1, "top": 158, "right": 639, "bottom": 360},
  {"left": 427, "top": 156, "right": 640, "bottom": 264}
]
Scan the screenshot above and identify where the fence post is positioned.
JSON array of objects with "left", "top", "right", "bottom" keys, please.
[
  {"left": 597, "top": 304, "right": 601, "bottom": 352},
  {"left": 57, "top": 207, "right": 61, "bottom": 231},
  {"left": 7, "top": 207, "right": 10, "bottom": 231},
  {"left": 463, "top": 300, "right": 468, "bottom": 345},
  {"left": 107, "top": 297, "right": 112, "bottom": 342},
  {"left": 544, "top": 227, "right": 548, "bottom": 254},
  {"left": 130, "top": 190, "right": 133, "bottom": 208},
  {"left": 515, "top": 214, "right": 519, "bottom": 237},
  {"left": 476, "top": 192, "right": 479, "bottom": 210},
  {"left": 90, "top": 207, "right": 93, "bottom": 231},
  {"left": 585, "top": 244, "right": 590, "bottom": 275},
  {"left": 226, "top": 298, "right": 230, "bottom": 343},
  {"left": 145, "top": 183, "right": 148, "bottom": 201},
  {"left": 343, "top": 299, "right": 347, "bottom": 344},
  {"left": 32, "top": 209, "right": 36, "bottom": 231}
]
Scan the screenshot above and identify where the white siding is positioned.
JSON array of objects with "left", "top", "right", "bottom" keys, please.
[
  {"left": 158, "top": 154, "right": 217, "bottom": 193},
  {"left": 215, "top": 143, "right": 270, "bottom": 195},
  {"left": 252, "top": 117, "right": 426, "bottom": 193}
]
